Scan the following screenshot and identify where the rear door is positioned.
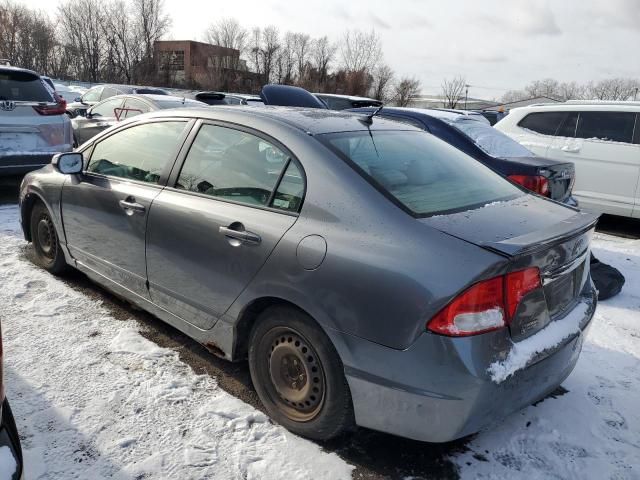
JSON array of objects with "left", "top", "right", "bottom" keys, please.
[
  {"left": 548, "top": 111, "right": 639, "bottom": 216},
  {"left": 0, "top": 69, "right": 69, "bottom": 169},
  {"left": 62, "top": 120, "right": 191, "bottom": 299},
  {"left": 146, "top": 122, "right": 304, "bottom": 329}
]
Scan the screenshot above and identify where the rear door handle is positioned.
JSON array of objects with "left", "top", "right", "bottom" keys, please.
[
  {"left": 119, "top": 198, "right": 146, "bottom": 214},
  {"left": 219, "top": 225, "right": 262, "bottom": 245}
]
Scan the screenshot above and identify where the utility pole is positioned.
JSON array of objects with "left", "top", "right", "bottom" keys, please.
[
  {"left": 634, "top": 87, "right": 639, "bottom": 101},
  {"left": 465, "top": 84, "right": 470, "bottom": 109}
]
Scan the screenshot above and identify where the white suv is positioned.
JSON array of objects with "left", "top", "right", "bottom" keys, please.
[
  {"left": 1, "top": 66, "right": 73, "bottom": 176},
  {"left": 495, "top": 102, "right": 640, "bottom": 218}
]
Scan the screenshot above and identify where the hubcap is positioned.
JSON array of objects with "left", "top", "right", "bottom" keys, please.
[
  {"left": 36, "top": 216, "right": 56, "bottom": 259},
  {"left": 266, "top": 330, "right": 325, "bottom": 422}
]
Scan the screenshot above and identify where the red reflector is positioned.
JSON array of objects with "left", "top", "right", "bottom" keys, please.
[
  {"left": 508, "top": 174, "right": 550, "bottom": 197},
  {"left": 505, "top": 267, "right": 541, "bottom": 319}
]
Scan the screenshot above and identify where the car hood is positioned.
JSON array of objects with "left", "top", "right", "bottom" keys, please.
[{"left": 419, "top": 194, "right": 598, "bottom": 257}]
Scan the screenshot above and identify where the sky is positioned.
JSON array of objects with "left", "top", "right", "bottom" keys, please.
[{"left": 23, "top": 0, "right": 640, "bottom": 99}]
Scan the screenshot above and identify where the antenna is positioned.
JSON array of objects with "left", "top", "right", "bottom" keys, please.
[{"left": 359, "top": 105, "right": 384, "bottom": 125}]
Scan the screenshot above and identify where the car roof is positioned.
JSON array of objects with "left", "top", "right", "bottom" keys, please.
[
  {"left": 0, "top": 65, "right": 40, "bottom": 76},
  {"left": 132, "top": 105, "right": 420, "bottom": 135},
  {"left": 510, "top": 102, "right": 640, "bottom": 113},
  {"left": 315, "top": 93, "right": 380, "bottom": 102}
]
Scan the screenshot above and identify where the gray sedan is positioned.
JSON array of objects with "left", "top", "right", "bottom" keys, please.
[{"left": 19, "top": 106, "right": 598, "bottom": 442}]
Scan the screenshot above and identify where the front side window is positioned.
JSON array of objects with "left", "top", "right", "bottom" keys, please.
[
  {"left": 90, "top": 97, "right": 123, "bottom": 118},
  {"left": 518, "top": 112, "right": 566, "bottom": 136},
  {"left": 87, "top": 121, "right": 186, "bottom": 184},
  {"left": 576, "top": 112, "right": 636, "bottom": 143},
  {"left": 447, "top": 118, "right": 533, "bottom": 158},
  {"left": 82, "top": 87, "right": 102, "bottom": 103},
  {"left": 177, "top": 124, "right": 295, "bottom": 208},
  {"left": 322, "top": 130, "right": 522, "bottom": 216}
]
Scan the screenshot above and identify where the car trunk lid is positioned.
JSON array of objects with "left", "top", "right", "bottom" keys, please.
[
  {"left": 420, "top": 195, "right": 598, "bottom": 339},
  {"left": 503, "top": 156, "right": 575, "bottom": 203}
]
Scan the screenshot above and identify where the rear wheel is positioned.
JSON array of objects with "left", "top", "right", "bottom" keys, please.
[
  {"left": 30, "top": 202, "right": 68, "bottom": 274},
  {"left": 248, "top": 306, "right": 354, "bottom": 440}
]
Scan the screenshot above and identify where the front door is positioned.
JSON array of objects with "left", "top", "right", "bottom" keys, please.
[
  {"left": 62, "top": 120, "right": 190, "bottom": 298},
  {"left": 146, "top": 123, "right": 305, "bottom": 329}
]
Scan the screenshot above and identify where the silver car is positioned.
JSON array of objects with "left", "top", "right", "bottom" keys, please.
[
  {"left": 19, "top": 107, "right": 598, "bottom": 443},
  {"left": 0, "top": 66, "right": 72, "bottom": 176}
]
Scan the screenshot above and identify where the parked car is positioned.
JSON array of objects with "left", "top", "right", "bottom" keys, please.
[
  {"left": 184, "top": 91, "right": 264, "bottom": 106},
  {"left": 0, "top": 66, "right": 73, "bottom": 176},
  {"left": 473, "top": 109, "right": 507, "bottom": 126},
  {"left": 495, "top": 102, "right": 640, "bottom": 218},
  {"left": 350, "top": 107, "right": 577, "bottom": 205},
  {"left": 53, "top": 83, "right": 87, "bottom": 103},
  {"left": 19, "top": 106, "right": 597, "bottom": 443},
  {"left": 66, "top": 84, "right": 169, "bottom": 117},
  {"left": 315, "top": 93, "right": 382, "bottom": 110},
  {"left": 431, "top": 108, "right": 491, "bottom": 124},
  {"left": 0, "top": 319, "right": 24, "bottom": 480},
  {"left": 71, "top": 94, "right": 205, "bottom": 146}
]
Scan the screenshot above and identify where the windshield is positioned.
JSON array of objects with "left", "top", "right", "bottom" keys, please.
[
  {"left": 322, "top": 130, "right": 522, "bottom": 216},
  {"left": 448, "top": 119, "right": 533, "bottom": 158}
]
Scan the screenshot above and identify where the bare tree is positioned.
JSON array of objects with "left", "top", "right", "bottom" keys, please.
[
  {"left": 260, "top": 25, "right": 280, "bottom": 84},
  {"left": 394, "top": 76, "right": 421, "bottom": 107},
  {"left": 310, "top": 36, "right": 336, "bottom": 88},
  {"left": 292, "top": 32, "right": 311, "bottom": 82},
  {"left": 339, "top": 29, "right": 382, "bottom": 73},
  {"left": 370, "top": 64, "right": 395, "bottom": 102},
  {"left": 205, "top": 17, "right": 247, "bottom": 70},
  {"left": 132, "top": 0, "right": 171, "bottom": 81},
  {"left": 587, "top": 78, "right": 640, "bottom": 100},
  {"left": 441, "top": 75, "right": 467, "bottom": 109},
  {"left": 275, "top": 32, "right": 295, "bottom": 84}
]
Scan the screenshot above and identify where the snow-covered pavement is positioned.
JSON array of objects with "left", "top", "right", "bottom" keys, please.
[{"left": 1, "top": 202, "right": 639, "bottom": 479}]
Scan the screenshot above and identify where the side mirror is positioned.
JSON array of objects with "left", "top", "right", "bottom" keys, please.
[
  {"left": 52, "top": 152, "right": 83, "bottom": 174},
  {"left": 74, "top": 97, "right": 81, "bottom": 102}
]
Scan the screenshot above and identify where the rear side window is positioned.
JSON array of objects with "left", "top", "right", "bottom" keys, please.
[
  {"left": 0, "top": 70, "right": 52, "bottom": 102},
  {"left": 576, "top": 112, "right": 636, "bottom": 143},
  {"left": 322, "top": 130, "right": 522, "bottom": 216},
  {"left": 100, "top": 87, "right": 120, "bottom": 100},
  {"left": 88, "top": 121, "right": 186, "bottom": 184},
  {"left": 176, "top": 124, "right": 295, "bottom": 208},
  {"left": 272, "top": 162, "right": 305, "bottom": 212},
  {"left": 556, "top": 112, "right": 579, "bottom": 137},
  {"left": 518, "top": 112, "right": 566, "bottom": 136}
]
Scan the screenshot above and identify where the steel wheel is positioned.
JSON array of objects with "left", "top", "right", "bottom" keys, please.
[
  {"left": 265, "top": 327, "right": 326, "bottom": 422},
  {"left": 29, "top": 202, "right": 68, "bottom": 274},
  {"left": 35, "top": 214, "right": 57, "bottom": 261}
]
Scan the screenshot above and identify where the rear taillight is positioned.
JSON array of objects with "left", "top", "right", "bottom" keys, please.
[
  {"left": 427, "top": 267, "right": 541, "bottom": 337},
  {"left": 33, "top": 93, "right": 67, "bottom": 116},
  {"left": 508, "top": 174, "right": 550, "bottom": 197}
]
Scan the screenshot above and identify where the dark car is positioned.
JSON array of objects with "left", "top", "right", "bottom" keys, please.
[
  {"left": 187, "top": 91, "right": 264, "bottom": 106},
  {"left": 315, "top": 93, "right": 382, "bottom": 110},
  {"left": 0, "top": 320, "right": 24, "bottom": 480},
  {"left": 66, "top": 84, "right": 168, "bottom": 117},
  {"left": 19, "top": 106, "right": 597, "bottom": 443},
  {"left": 71, "top": 94, "right": 205, "bottom": 146},
  {"left": 350, "top": 107, "right": 577, "bottom": 205},
  {"left": 474, "top": 109, "right": 507, "bottom": 126}
]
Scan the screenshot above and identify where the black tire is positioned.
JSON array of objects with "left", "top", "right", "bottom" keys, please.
[
  {"left": 248, "top": 305, "right": 354, "bottom": 441},
  {"left": 30, "top": 202, "right": 68, "bottom": 275}
]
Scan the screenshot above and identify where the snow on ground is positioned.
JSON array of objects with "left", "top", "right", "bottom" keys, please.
[
  {"left": 0, "top": 205, "right": 353, "bottom": 480},
  {"left": 455, "top": 233, "right": 640, "bottom": 480},
  {"left": 1, "top": 201, "right": 639, "bottom": 480}
]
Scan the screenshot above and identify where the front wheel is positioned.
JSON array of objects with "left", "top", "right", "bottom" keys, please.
[
  {"left": 30, "top": 202, "right": 68, "bottom": 275},
  {"left": 248, "top": 305, "right": 354, "bottom": 441}
]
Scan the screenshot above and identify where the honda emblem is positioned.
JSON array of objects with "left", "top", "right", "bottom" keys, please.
[{"left": 0, "top": 100, "right": 16, "bottom": 111}]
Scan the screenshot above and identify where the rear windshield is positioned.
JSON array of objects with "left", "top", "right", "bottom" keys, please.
[
  {"left": 448, "top": 119, "right": 533, "bottom": 158},
  {"left": 321, "top": 130, "right": 522, "bottom": 216},
  {"left": 0, "top": 70, "right": 53, "bottom": 102}
]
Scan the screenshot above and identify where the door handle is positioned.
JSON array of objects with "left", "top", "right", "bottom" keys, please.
[
  {"left": 119, "top": 198, "right": 146, "bottom": 214},
  {"left": 219, "top": 225, "right": 262, "bottom": 245},
  {"left": 561, "top": 145, "right": 581, "bottom": 153}
]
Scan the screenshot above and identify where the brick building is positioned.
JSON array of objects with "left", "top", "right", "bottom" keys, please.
[{"left": 154, "top": 40, "right": 263, "bottom": 92}]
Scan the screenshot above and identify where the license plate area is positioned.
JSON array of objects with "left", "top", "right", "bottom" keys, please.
[{"left": 543, "top": 258, "right": 586, "bottom": 319}]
